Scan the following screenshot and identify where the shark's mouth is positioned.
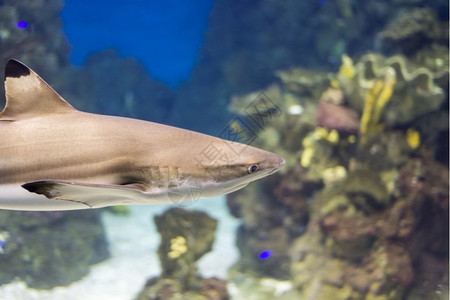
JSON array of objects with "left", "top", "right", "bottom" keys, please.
[
  {"left": 222, "top": 182, "right": 249, "bottom": 195},
  {"left": 198, "top": 180, "right": 249, "bottom": 198}
]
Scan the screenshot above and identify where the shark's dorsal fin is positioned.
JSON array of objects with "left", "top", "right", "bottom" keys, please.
[{"left": 0, "top": 59, "right": 75, "bottom": 120}]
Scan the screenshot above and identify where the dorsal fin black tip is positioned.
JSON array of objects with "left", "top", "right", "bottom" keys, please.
[{"left": 5, "top": 59, "right": 30, "bottom": 80}]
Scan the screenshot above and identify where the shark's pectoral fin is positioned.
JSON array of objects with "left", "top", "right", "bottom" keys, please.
[{"left": 22, "top": 180, "right": 149, "bottom": 208}]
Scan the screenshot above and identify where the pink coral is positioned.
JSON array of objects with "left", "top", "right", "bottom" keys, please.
[{"left": 316, "top": 101, "right": 360, "bottom": 134}]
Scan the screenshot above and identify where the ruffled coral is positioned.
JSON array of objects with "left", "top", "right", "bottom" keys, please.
[{"left": 341, "top": 53, "right": 448, "bottom": 127}]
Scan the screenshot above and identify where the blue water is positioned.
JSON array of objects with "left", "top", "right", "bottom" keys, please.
[{"left": 61, "top": 0, "right": 214, "bottom": 87}]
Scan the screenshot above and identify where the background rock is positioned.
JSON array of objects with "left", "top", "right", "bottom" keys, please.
[{"left": 0, "top": 210, "right": 109, "bottom": 289}]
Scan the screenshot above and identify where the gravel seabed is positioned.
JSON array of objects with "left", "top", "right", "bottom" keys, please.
[{"left": 0, "top": 196, "right": 240, "bottom": 300}]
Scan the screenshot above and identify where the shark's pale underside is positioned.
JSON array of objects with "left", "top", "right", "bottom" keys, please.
[{"left": 0, "top": 59, "right": 284, "bottom": 211}]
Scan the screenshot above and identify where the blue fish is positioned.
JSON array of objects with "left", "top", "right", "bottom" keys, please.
[{"left": 0, "top": 232, "right": 9, "bottom": 254}]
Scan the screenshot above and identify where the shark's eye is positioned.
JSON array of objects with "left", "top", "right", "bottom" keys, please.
[{"left": 248, "top": 164, "right": 259, "bottom": 174}]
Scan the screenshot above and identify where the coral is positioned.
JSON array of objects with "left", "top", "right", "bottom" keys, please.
[
  {"left": 225, "top": 165, "right": 320, "bottom": 297},
  {"left": 300, "top": 135, "right": 336, "bottom": 173},
  {"left": 226, "top": 183, "right": 294, "bottom": 280},
  {"left": 337, "top": 54, "right": 356, "bottom": 81},
  {"left": 155, "top": 208, "right": 217, "bottom": 284},
  {"left": 218, "top": 7, "right": 448, "bottom": 297},
  {"left": 321, "top": 166, "right": 347, "bottom": 185},
  {"left": 227, "top": 268, "right": 298, "bottom": 300},
  {"left": 359, "top": 67, "right": 396, "bottom": 144},
  {"left": 228, "top": 84, "right": 283, "bottom": 116},
  {"left": 275, "top": 68, "right": 330, "bottom": 97},
  {"left": 1, "top": 0, "right": 447, "bottom": 297},
  {"left": 409, "top": 253, "right": 449, "bottom": 299},
  {"left": 414, "top": 44, "right": 450, "bottom": 76},
  {"left": 298, "top": 127, "right": 352, "bottom": 182},
  {"left": 323, "top": 212, "right": 376, "bottom": 260},
  {"left": 291, "top": 201, "right": 419, "bottom": 299},
  {"left": 343, "top": 170, "right": 390, "bottom": 213},
  {"left": 289, "top": 155, "right": 448, "bottom": 299},
  {"left": 0, "top": 210, "right": 109, "bottom": 289},
  {"left": 168, "top": 0, "right": 449, "bottom": 133},
  {"left": 319, "top": 87, "right": 345, "bottom": 105},
  {"left": 398, "top": 158, "right": 449, "bottom": 209},
  {"left": 137, "top": 208, "right": 226, "bottom": 299},
  {"left": 406, "top": 128, "right": 420, "bottom": 149},
  {"left": 378, "top": 8, "right": 449, "bottom": 54},
  {"left": 137, "top": 277, "right": 229, "bottom": 300},
  {"left": 227, "top": 48, "right": 447, "bottom": 299},
  {"left": 355, "top": 131, "right": 416, "bottom": 172},
  {"left": 228, "top": 67, "right": 329, "bottom": 166},
  {"left": 232, "top": 225, "right": 291, "bottom": 279},
  {"left": 341, "top": 53, "right": 448, "bottom": 127},
  {"left": 291, "top": 232, "right": 365, "bottom": 300},
  {"left": 167, "top": 236, "right": 188, "bottom": 259},
  {"left": 316, "top": 101, "right": 360, "bottom": 134}
]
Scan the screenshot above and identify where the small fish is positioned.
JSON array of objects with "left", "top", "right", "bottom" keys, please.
[
  {"left": 0, "top": 232, "right": 9, "bottom": 254},
  {"left": 0, "top": 60, "right": 285, "bottom": 211}
]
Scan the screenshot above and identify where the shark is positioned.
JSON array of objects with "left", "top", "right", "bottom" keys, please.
[{"left": 0, "top": 59, "right": 285, "bottom": 211}]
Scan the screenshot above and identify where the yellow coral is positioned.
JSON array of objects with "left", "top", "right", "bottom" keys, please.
[
  {"left": 406, "top": 128, "right": 420, "bottom": 149},
  {"left": 312, "top": 127, "right": 339, "bottom": 144},
  {"left": 313, "top": 127, "right": 329, "bottom": 140},
  {"left": 167, "top": 236, "right": 188, "bottom": 259},
  {"left": 348, "top": 135, "right": 356, "bottom": 143},
  {"left": 339, "top": 54, "right": 355, "bottom": 79},
  {"left": 359, "top": 82, "right": 380, "bottom": 142},
  {"left": 302, "top": 135, "right": 313, "bottom": 147},
  {"left": 380, "top": 169, "right": 398, "bottom": 195},
  {"left": 301, "top": 146, "right": 314, "bottom": 168},
  {"left": 301, "top": 128, "right": 340, "bottom": 168},
  {"left": 327, "top": 129, "right": 339, "bottom": 144},
  {"left": 360, "top": 67, "right": 396, "bottom": 144},
  {"left": 330, "top": 78, "right": 340, "bottom": 89},
  {"left": 354, "top": 53, "right": 446, "bottom": 125},
  {"left": 322, "top": 165, "right": 347, "bottom": 185}
]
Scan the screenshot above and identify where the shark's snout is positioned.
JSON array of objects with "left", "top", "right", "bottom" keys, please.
[
  {"left": 275, "top": 156, "right": 285, "bottom": 168},
  {"left": 267, "top": 152, "right": 285, "bottom": 170},
  {"left": 268, "top": 155, "right": 285, "bottom": 174},
  {"left": 268, "top": 156, "right": 285, "bottom": 174}
]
